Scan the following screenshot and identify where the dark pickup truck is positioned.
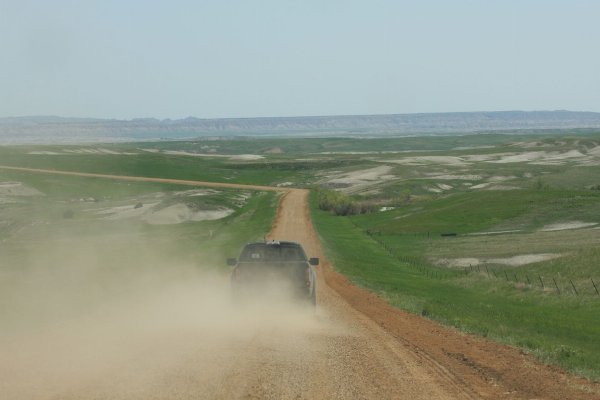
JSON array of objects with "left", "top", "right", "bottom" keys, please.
[{"left": 228, "top": 240, "right": 318, "bottom": 307}]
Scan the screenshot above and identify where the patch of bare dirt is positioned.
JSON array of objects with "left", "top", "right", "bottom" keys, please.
[
  {"left": 435, "top": 253, "right": 562, "bottom": 268},
  {"left": 540, "top": 221, "right": 598, "bottom": 231},
  {"left": 156, "top": 150, "right": 265, "bottom": 160},
  {"left": 142, "top": 203, "right": 233, "bottom": 225},
  {"left": 0, "top": 181, "right": 44, "bottom": 197},
  {"left": 320, "top": 165, "right": 396, "bottom": 194},
  {"left": 384, "top": 155, "right": 468, "bottom": 166},
  {"left": 264, "top": 147, "right": 284, "bottom": 154}
]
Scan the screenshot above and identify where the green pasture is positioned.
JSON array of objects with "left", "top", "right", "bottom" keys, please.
[
  {"left": 310, "top": 187, "right": 600, "bottom": 380},
  {"left": 120, "top": 130, "right": 600, "bottom": 154},
  {"left": 356, "top": 189, "right": 600, "bottom": 235}
]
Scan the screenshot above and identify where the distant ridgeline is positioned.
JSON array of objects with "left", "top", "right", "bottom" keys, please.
[{"left": 2, "top": 111, "right": 600, "bottom": 144}]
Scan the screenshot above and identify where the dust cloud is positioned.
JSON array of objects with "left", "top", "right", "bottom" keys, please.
[{"left": 0, "top": 228, "right": 329, "bottom": 399}]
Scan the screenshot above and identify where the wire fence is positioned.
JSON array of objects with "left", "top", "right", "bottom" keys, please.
[
  {"left": 364, "top": 229, "right": 600, "bottom": 297},
  {"left": 457, "top": 263, "right": 599, "bottom": 297}
]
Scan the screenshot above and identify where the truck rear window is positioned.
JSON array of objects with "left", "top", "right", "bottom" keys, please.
[{"left": 240, "top": 244, "right": 306, "bottom": 262}]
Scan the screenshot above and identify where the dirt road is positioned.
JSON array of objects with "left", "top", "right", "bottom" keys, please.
[
  {"left": 268, "top": 190, "right": 600, "bottom": 400},
  {"left": 2, "top": 165, "right": 599, "bottom": 399}
]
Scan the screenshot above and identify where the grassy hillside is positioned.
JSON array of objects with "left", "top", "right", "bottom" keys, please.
[{"left": 310, "top": 191, "right": 600, "bottom": 380}]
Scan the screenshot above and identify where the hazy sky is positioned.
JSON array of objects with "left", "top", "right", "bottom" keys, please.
[{"left": 1, "top": 1, "right": 599, "bottom": 119}]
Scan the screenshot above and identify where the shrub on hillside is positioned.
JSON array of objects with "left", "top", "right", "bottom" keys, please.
[{"left": 316, "top": 188, "right": 375, "bottom": 216}]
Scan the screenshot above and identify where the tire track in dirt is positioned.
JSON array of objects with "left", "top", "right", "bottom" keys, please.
[{"left": 2, "top": 165, "right": 599, "bottom": 399}]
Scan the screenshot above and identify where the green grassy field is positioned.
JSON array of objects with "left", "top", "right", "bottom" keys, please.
[
  {"left": 2, "top": 132, "right": 598, "bottom": 191},
  {"left": 310, "top": 192, "right": 600, "bottom": 379}
]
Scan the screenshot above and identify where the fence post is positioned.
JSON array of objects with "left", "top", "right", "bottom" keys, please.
[
  {"left": 485, "top": 266, "right": 490, "bottom": 278},
  {"left": 514, "top": 273, "right": 518, "bottom": 283},
  {"left": 539, "top": 276, "right": 544, "bottom": 289},
  {"left": 591, "top": 278, "right": 599, "bottom": 296},
  {"left": 569, "top": 280, "right": 578, "bottom": 296},
  {"left": 553, "top": 277, "right": 561, "bottom": 294},
  {"left": 526, "top": 274, "right": 531, "bottom": 285},
  {"left": 504, "top": 270, "right": 509, "bottom": 281}
]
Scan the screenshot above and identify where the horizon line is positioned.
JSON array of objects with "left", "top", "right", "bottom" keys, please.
[{"left": 2, "top": 109, "right": 598, "bottom": 122}]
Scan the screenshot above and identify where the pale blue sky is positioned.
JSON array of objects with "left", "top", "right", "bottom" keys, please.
[{"left": 1, "top": 1, "right": 599, "bottom": 119}]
